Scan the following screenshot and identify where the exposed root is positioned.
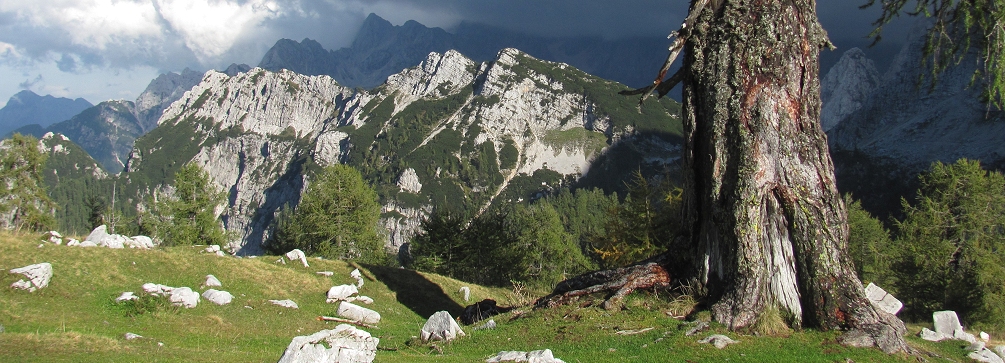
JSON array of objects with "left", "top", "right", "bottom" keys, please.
[{"left": 534, "top": 261, "right": 671, "bottom": 310}]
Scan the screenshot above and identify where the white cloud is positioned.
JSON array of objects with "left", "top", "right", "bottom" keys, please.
[
  {"left": 154, "top": 0, "right": 285, "bottom": 63},
  {"left": 0, "top": 0, "right": 163, "bottom": 49}
]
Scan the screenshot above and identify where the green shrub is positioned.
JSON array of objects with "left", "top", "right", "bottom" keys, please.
[
  {"left": 845, "top": 194, "right": 894, "bottom": 287},
  {"left": 266, "top": 164, "right": 384, "bottom": 262}
]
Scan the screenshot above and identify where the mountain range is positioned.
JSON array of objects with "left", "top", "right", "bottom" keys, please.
[
  {"left": 259, "top": 13, "right": 670, "bottom": 91},
  {"left": 0, "top": 91, "right": 92, "bottom": 138}
]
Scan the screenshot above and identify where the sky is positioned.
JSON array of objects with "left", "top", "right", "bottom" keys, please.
[{"left": 0, "top": 0, "right": 912, "bottom": 108}]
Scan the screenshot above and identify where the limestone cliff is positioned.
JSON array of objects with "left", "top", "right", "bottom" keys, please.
[{"left": 127, "top": 48, "right": 682, "bottom": 255}]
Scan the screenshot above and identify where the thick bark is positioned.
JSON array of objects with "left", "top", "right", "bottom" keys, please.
[{"left": 680, "top": 0, "right": 907, "bottom": 353}]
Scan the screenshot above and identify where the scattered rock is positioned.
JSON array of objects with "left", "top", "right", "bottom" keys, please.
[
  {"left": 9, "top": 262, "right": 52, "bottom": 292},
  {"left": 698, "top": 334, "right": 739, "bottom": 349},
  {"left": 277, "top": 324, "right": 378, "bottom": 363},
  {"left": 863, "top": 283, "right": 903, "bottom": 315},
  {"left": 970, "top": 348, "right": 1005, "bottom": 363},
  {"left": 204, "top": 275, "right": 222, "bottom": 288},
  {"left": 347, "top": 296, "right": 374, "bottom": 305},
  {"left": 205, "top": 245, "right": 221, "bottom": 253},
  {"left": 65, "top": 239, "right": 80, "bottom": 246},
  {"left": 955, "top": 327, "right": 979, "bottom": 344},
  {"left": 461, "top": 299, "right": 507, "bottom": 325},
  {"left": 995, "top": 346, "right": 1005, "bottom": 359},
  {"left": 486, "top": 349, "right": 565, "bottom": 363},
  {"left": 421, "top": 311, "right": 464, "bottom": 342},
  {"left": 124, "top": 332, "right": 143, "bottom": 340},
  {"left": 919, "top": 327, "right": 950, "bottom": 342},
  {"left": 459, "top": 286, "right": 470, "bottom": 302},
  {"left": 970, "top": 341, "right": 989, "bottom": 353},
  {"left": 78, "top": 240, "right": 97, "bottom": 247},
  {"left": 275, "top": 257, "right": 286, "bottom": 265},
  {"left": 126, "top": 235, "right": 155, "bottom": 249},
  {"left": 115, "top": 292, "right": 138, "bottom": 303},
  {"left": 337, "top": 302, "right": 381, "bottom": 325},
  {"left": 474, "top": 319, "right": 496, "bottom": 331},
  {"left": 285, "top": 249, "right": 309, "bottom": 267},
  {"left": 270, "top": 300, "right": 299, "bottom": 309},
  {"left": 933, "top": 311, "right": 962, "bottom": 336},
  {"left": 685, "top": 321, "right": 710, "bottom": 336},
  {"left": 326, "top": 285, "right": 359, "bottom": 303},
  {"left": 202, "top": 289, "right": 233, "bottom": 305},
  {"left": 142, "top": 283, "right": 174, "bottom": 296},
  {"left": 316, "top": 271, "right": 334, "bottom": 277},
  {"left": 981, "top": 331, "right": 991, "bottom": 342},
  {"left": 350, "top": 269, "right": 364, "bottom": 287},
  {"left": 43, "top": 231, "right": 63, "bottom": 245},
  {"left": 169, "top": 287, "right": 199, "bottom": 308}
]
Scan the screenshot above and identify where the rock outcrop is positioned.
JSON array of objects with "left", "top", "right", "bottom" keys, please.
[
  {"left": 819, "top": 48, "right": 880, "bottom": 132},
  {"left": 127, "top": 47, "right": 682, "bottom": 255},
  {"left": 277, "top": 324, "right": 378, "bottom": 363},
  {"left": 9, "top": 262, "right": 52, "bottom": 292}
]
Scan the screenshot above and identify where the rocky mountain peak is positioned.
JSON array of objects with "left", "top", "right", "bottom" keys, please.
[
  {"left": 820, "top": 48, "right": 880, "bottom": 131},
  {"left": 385, "top": 50, "right": 476, "bottom": 99}
]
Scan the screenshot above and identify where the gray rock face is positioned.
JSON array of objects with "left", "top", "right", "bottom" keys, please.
[
  {"left": 9, "top": 262, "right": 52, "bottom": 292},
  {"left": 420, "top": 311, "right": 464, "bottom": 342},
  {"left": 337, "top": 302, "right": 380, "bottom": 325},
  {"left": 864, "top": 283, "right": 903, "bottom": 315},
  {"left": 277, "top": 324, "right": 378, "bottom": 363},
  {"left": 820, "top": 48, "right": 881, "bottom": 132},
  {"left": 134, "top": 68, "right": 205, "bottom": 133}
]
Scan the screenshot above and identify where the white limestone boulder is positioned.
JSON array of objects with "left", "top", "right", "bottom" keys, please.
[
  {"left": 420, "top": 311, "right": 464, "bottom": 342},
  {"left": 459, "top": 286, "right": 470, "bottom": 302},
  {"left": 202, "top": 289, "right": 233, "bottom": 305},
  {"left": 43, "top": 231, "right": 63, "bottom": 245},
  {"left": 933, "top": 311, "right": 962, "bottom": 336},
  {"left": 337, "top": 302, "right": 380, "bottom": 325},
  {"left": 350, "top": 269, "right": 364, "bottom": 287},
  {"left": 486, "top": 349, "right": 565, "bottom": 363},
  {"left": 971, "top": 348, "right": 1005, "bottom": 363},
  {"left": 124, "top": 332, "right": 143, "bottom": 340},
  {"left": 699, "top": 334, "right": 740, "bottom": 349},
  {"left": 864, "top": 283, "right": 903, "bottom": 315},
  {"left": 169, "top": 287, "right": 199, "bottom": 308},
  {"left": 9, "top": 262, "right": 52, "bottom": 292},
  {"left": 116, "top": 292, "right": 138, "bottom": 302},
  {"left": 142, "top": 283, "right": 174, "bottom": 296},
  {"left": 125, "top": 235, "right": 155, "bottom": 249},
  {"left": 270, "top": 299, "right": 299, "bottom": 309},
  {"left": 65, "top": 239, "right": 80, "bottom": 246},
  {"left": 285, "top": 249, "right": 309, "bottom": 267},
  {"left": 277, "top": 324, "right": 378, "bottom": 363},
  {"left": 919, "top": 327, "right": 950, "bottom": 342},
  {"left": 204, "top": 275, "right": 222, "bottom": 287},
  {"left": 326, "top": 285, "right": 359, "bottom": 303}
]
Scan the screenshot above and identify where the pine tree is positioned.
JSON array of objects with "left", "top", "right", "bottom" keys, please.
[{"left": 143, "top": 163, "right": 228, "bottom": 246}]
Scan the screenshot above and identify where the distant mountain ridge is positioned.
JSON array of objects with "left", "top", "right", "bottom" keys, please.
[
  {"left": 0, "top": 90, "right": 92, "bottom": 137},
  {"left": 128, "top": 48, "right": 682, "bottom": 254},
  {"left": 259, "top": 13, "right": 668, "bottom": 90},
  {"left": 822, "top": 25, "right": 1005, "bottom": 218}
]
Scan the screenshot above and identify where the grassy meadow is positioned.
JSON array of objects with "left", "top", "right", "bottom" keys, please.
[{"left": 0, "top": 231, "right": 983, "bottom": 362}]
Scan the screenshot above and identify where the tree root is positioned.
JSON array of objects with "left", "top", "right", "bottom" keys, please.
[{"left": 534, "top": 261, "right": 671, "bottom": 310}]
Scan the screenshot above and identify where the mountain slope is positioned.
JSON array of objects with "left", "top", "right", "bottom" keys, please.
[
  {"left": 258, "top": 13, "right": 667, "bottom": 90},
  {"left": 0, "top": 90, "right": 92, "bottom": 137},
  {"left": 127, "top": 48, "right": 682, "bottom": 254},
  {"left": 825, "top": 23, "right": 1005, "bottom": 217}
]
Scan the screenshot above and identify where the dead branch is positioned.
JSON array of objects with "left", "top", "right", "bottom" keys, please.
[
  {"left": 534, "top": 261, "right": 671, "bottom": 311},
  {"left": 317, "top": 316, "right": 379, "bottom": 329}
]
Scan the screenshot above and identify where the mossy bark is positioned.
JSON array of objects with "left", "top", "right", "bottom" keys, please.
[{"left": 680, "top": 0, "right": 908, "bottom": 353}]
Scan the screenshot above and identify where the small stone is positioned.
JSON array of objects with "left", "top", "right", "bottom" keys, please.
[
  {"left": 348, "top": 296, "right": 374, "bottom": 304},
  {"left": 204, "top": 275, "right": 222, "bottom": 287},
  {"left": 350, "top": 269, "right": 364, "bottom": 287},
  {"left": 685, "top": 321, "right": 709, "bottom": 336},
  {"left": 205, "top": 245, "right": 221, "bottom": 253},
  {"left": 115, "top": 292, "right": 138, "bottom": 303},
  {"left": 158, "top": 342, "right": 163, "bottom": 347},
  {"left": 270, "top": 299, "right": 299, "bottom": 309},
  {"left": 124, "top": 332, "right": 143, "bottom": 340},
  {"left": 919, "top": 327, "right": 948, "bottom": 342},
  {"left": 316, "top": 271, "right": 334, "bottom": 277},
  {"left": 981, "top": 331, "right": 991, "bottom": 342},
  {"left": 215, "top": 250, "right": 226, "bottom": 257},
  {"left": 473, "top": 319, "right": 496, "bottom": 331},
  {"left": 699, "top": 334, "right": 739, "bottom": 349},
  {"left": 459, "top": 286, "right": 470, "bottom": 302}
]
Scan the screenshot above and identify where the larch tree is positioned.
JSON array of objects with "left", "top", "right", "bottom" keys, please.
[{"left": 536, "top": 0, "right": 910, "bottom": 354}]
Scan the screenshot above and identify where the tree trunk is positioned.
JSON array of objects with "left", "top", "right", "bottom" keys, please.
[{"left": 680, "top": 0, "right": 907, "bottom": 353}]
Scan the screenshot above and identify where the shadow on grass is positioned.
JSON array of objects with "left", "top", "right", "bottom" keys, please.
[{"left": 363, "top": 265, "right": 464, "bottom": 319}]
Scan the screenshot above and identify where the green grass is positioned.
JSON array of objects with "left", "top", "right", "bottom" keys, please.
[{"left": 0, "top": 231, "right": 978, "bottom": 362}]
